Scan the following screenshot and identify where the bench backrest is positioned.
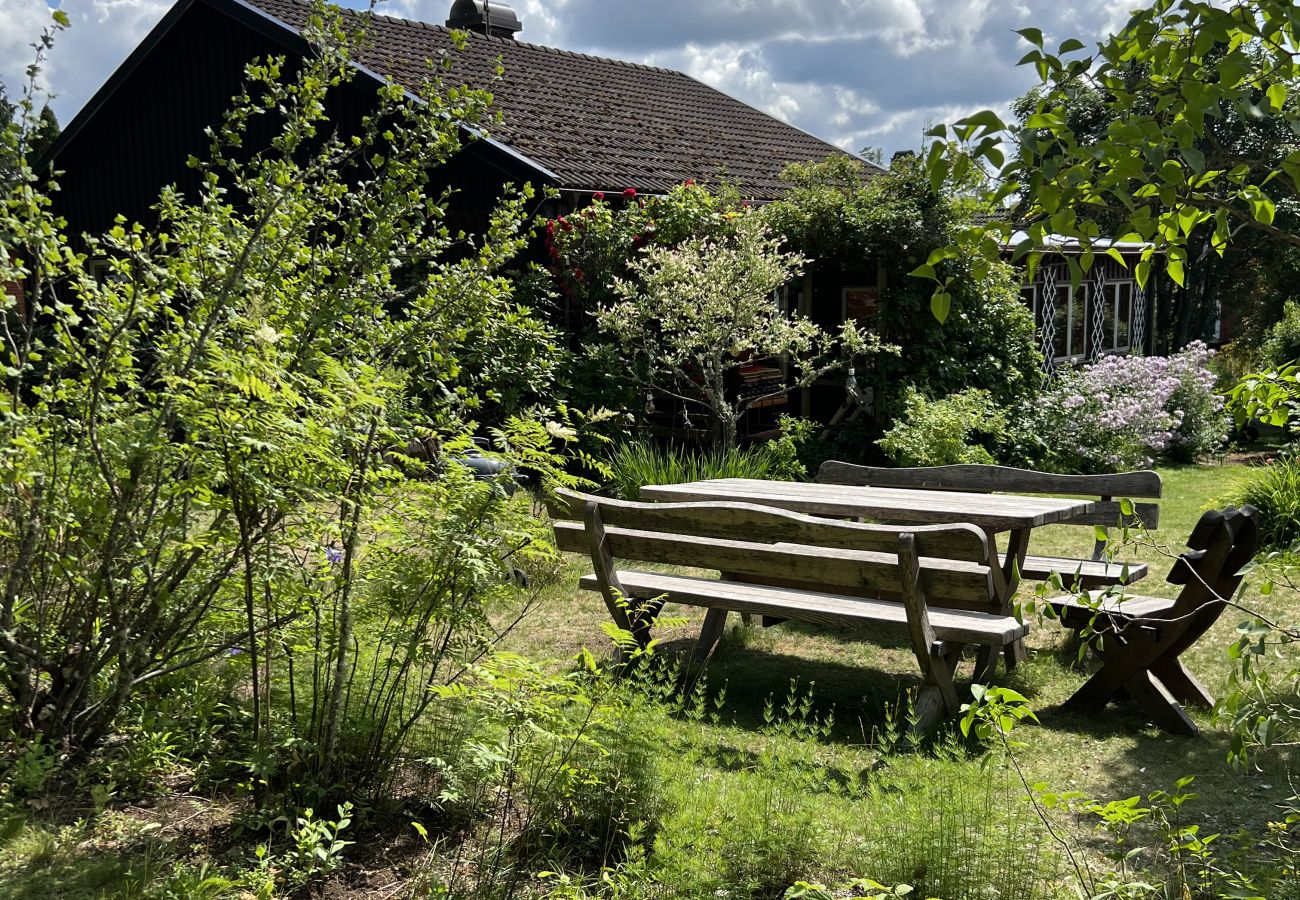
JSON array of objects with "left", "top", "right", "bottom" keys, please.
[
  {"left": 1166, "top": 505, "right": 1259, "bottom": 617},
  {"left": 816, "top": 462, "right": 1162, "bottom": 529},
  {"left": 549, "top": 489, "right": 1000, "bottom": 612}
]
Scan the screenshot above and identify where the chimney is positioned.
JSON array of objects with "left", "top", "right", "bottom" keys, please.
[{"left": 446, "top": 0, "right": 523, "bottom": 39}]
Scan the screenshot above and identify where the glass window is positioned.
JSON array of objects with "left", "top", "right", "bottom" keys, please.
[
  {"left": 1052, "top": 285, "right": 1070, "bottom": 359},
  {"left": 1117, "top": 282, "right": 1133, "bottom": 350},
  {"left": 1101, "top": 283, "right": 1116, "bottom": 351}
]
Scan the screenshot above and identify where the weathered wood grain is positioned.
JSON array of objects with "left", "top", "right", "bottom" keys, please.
[
  {"left": 816, "top": 462, "right": 1160, "bottom": 529},
  {"left": 553, "top": 521, "right": 996, "bottom": 609},
  {"left": 1050, "top": 505, "right": 1260, "bottom": 734},
  {"left": 551, "top": 489, "right": 991, "bottom": 561},
  {"left": 816, "top": 461, "right": 1162, "bottom": 498},
  {"left": 638, "top": 479, "right": 1093, "bottom": 531},
  {"left": 578, "top": 571, "right": 1028, "bottom": 645},
  {"left": 1018, "top": 555, "right": 1149, "bottom": 590}
]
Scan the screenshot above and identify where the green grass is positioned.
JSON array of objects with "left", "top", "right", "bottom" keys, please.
[
  {"left": 499, "top": 461, "right": 1298, "bottom": 896},
  {"left": 4, "top": 462, "right": 1296, "bottom": 898}
]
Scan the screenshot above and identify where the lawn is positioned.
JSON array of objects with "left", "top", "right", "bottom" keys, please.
[
  {"left": 497, "top": 461, "right": 1297, "bottom": 896},
  {"left": 2, "top": 462, "right": 1295, "bottom": 899}
]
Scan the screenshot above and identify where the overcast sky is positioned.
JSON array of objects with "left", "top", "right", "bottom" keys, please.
[{"left": 0, "top": 0, "right": 1140, "bottom": 157}]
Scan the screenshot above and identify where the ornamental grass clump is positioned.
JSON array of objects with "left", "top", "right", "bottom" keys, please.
[{"left": 1230, "top": 455, "right": 1300, "bottom": 550}]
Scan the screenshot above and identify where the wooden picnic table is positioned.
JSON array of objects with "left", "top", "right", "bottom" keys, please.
[{"left": 640, "top": 478, "right": 1095, "bottom": 673}]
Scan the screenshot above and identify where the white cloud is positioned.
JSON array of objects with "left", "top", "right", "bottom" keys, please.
[
  {"left": 3, "top": 0, "right": 1137, "bottom": 158},
  {"left": 0, "top": 0, "right": 172, "bottom": 121},
  {"left": 0, "top": 0, "right": 62, "bottom": 101}
]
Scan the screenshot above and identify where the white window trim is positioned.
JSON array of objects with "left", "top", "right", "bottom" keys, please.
[{"left": 1030, "top": 279, "right": 1137, "bottom": 364}]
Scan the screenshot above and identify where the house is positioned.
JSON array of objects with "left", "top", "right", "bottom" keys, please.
[
  {"left": 40, "top": 0, "right": 1157, "bottom": 421},
  {"left": 1010, "top": 233, "right": 1160, "bottom": 376},
  {"left": 43, "top": 0, "right": 870, "bottom": 240}
]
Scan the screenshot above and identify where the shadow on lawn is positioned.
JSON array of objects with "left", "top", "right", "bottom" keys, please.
[
  {"left": 653, "top": 622, "right": 1287, "bottom": 790},
  {"left": 654, "top": 625, "right": 958, "bottom": 745}
]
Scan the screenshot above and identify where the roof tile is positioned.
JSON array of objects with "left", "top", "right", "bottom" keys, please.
[{"left": 247, "top": 0, "right": 875, "bottom": 199}]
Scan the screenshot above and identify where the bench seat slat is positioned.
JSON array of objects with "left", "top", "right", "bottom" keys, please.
[
  {"left": 1017, "top": 555, "right": 1149, "bottom": 589},
  {"left": 1062, "top": 501, "right": 1160, "bottom": 529},
  {"left": 579, "top": 571, "right": 1029, "bottom": 646},
  {"left": 1048, "top": 591, "right": 1176, "bottom": 621}
]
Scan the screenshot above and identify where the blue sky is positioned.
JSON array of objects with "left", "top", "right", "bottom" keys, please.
[{"left": 0, "top": 0, "right": 1140, "bottom": 157}]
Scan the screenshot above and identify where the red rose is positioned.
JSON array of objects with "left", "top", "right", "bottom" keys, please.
[
  {"left": 624, "top": 188, "right": 637, "bottom": 198},
  {"left": 593, "top": 192, "right": 605, "bottom": 201},
  {"left": 684, "top": 179, "right": 695, "bottom": 186}
]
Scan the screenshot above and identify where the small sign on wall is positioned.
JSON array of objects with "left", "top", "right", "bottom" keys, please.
[{"left": 841, "top": 286, "right": 879, "bottom": 325}]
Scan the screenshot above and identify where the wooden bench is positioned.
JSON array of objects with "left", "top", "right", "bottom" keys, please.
[
  {"left": 816, "top": 462, "right": 1162, "bottom": 590},
  {"left": 549, "top": 489, "right": 1029, "bottom": 731},
  {"left": 1045, "top": 505, "right": 1259, "bottom": 734}
]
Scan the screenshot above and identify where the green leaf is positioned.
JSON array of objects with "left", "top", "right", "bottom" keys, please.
[
  {"left": 930, "top": 290, "right": 951, "bottom": 324},
  {"left": 1167, "top": 256, "right": 1185, "bottom": 287},
  {"left": 1025, "top": 113, "right": 1063, "bottom": 129},
  {"left": 957, "top": 109, "right": 1007, "bottom": 136},
  {"left": 1016, "top": 27, "right": 1044, "bottom": 48},
  {"left": 1249, "top": 191, "right": 1276, "bottom": 226},
  {"left": 1057, "top": 38, "right": 1086, "bottom": 53},
  {"left": 51, "top": 8, "right": 70, "bottom": 27},
  {"left": 1267, "top": 82, "right": 1288, "bottom": 111}
]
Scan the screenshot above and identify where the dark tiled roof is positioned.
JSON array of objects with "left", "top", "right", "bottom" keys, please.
[{"left": 246, "top": 0, "right": 872, "bottom": 200}]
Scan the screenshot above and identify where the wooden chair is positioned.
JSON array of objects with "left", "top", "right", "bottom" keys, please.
[
  {"left": 1045, "top": 505, "right": 1259, "bottom": 735},
  {"left": 548, "top": 489, "right": 1028, "bottom": 732},
  {"left": 816, "top": 462, "right": 1162, "bottom": 589}
]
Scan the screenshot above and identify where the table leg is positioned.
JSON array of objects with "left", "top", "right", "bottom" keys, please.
[
  {"left": 694, "top": 608, "right": 729, "bottom": 662},
  {"left": 1002, "top": 528, "right": 1031, "bottom": 669}
]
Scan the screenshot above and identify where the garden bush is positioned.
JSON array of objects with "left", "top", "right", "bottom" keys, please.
[
  {"left": 877, "top": 388, "right": 1006, "bottom": 467},
  {"left": 1260, "top": 299, "right": 1300, "bottom": 369},
  {"left": 0, "top": 6, "right": 597, "bottom": 809},
  {"left": 765, "top": 155, "right": 1044, "bottom": 417},
  {"left": 1017, "top": 343, "right": 1227, "bottom": 472}
]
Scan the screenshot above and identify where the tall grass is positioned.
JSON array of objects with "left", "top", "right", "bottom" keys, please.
[
  {"left": 639, "top": 683, "right": 1060, "bottom": 900},
  {"left": 1229, "top": 457, "right": 1300, "bottom": 549},
  {"left": 604, "top": 439, "right": 801, "bottom": 500}
]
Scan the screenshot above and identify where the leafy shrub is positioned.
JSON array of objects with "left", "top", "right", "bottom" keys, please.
[
  {"left": 1165, "top": 341, "right": 1232, "bottom": 462},
  {"left": 795, "top": 414, "right": 887, "bottom": 473},
  {"left": 877, "top": 388, "right": 1006, "bottom": 467},
  {"left": 605, "top": 422, "right": 813, "bottom": 500},
  {"left": 765, "top": 155, "right": 1044, "bottom": 416},
  {"left": 1260, "top": 299, "right": 1300, "bottom": 369},
  {"left": 1228, "top": 456, "right": 1300, "bottom": 550},
  {"left": 0, "top": 8, "right": 594, "bottom": 803},
  {"left": 1019, "top": 343, "right": 1227, "bottom": 472}
]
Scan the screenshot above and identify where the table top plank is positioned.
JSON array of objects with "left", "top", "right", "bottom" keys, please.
[{"left": 639, "top": 478, "right": 1094, "bottom": 532}]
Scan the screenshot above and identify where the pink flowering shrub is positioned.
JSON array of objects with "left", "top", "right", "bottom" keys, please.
[{"left": 1024, "top": 342, "right": 1226, "bottom": 472}]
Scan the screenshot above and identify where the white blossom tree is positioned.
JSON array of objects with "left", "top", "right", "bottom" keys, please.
[{"left": 596, "top": 214, "right": 881, "bottom": 450}]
